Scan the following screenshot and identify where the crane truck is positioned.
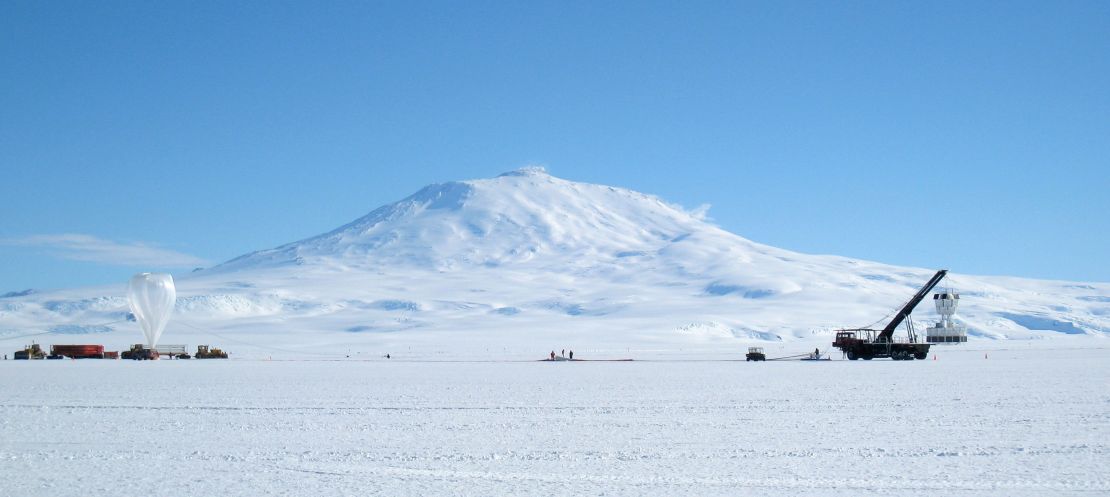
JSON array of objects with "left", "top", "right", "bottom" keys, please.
[{"left": 832, "top": 269, "right": 947, "bottom": 361}]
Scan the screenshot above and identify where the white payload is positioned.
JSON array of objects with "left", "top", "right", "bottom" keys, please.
[
  {"left": 926, "top": 290, "right": 968, "bottom": 343},
  {"left": 127, "top": 273, "right": 177, "bottom": 349}
]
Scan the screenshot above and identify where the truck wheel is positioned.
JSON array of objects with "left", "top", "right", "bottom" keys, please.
[
  {"left": 847, "top": 350, "right": 858, "bottom": 361},
  {"left": 914, "top": 352, "right": 927, "bottom": 360}
]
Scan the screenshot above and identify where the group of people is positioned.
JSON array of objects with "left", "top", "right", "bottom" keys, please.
[{"left": 549, "top": 349, "right": 574, "bottom": 360}]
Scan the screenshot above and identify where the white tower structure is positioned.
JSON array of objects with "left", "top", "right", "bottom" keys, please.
[{"left": 926, "top": 290, "right": 967, "bottom": 343}]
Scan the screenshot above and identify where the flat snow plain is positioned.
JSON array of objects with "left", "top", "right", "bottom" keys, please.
[{"left": 2, "top": 344, "right": 1108, "bottom": 496}]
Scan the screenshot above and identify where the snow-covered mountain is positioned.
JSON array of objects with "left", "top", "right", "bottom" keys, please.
[{"left": 2, "top": 167, "right": 1108, "bottom": 357}]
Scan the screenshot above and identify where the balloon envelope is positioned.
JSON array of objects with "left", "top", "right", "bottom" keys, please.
[{"left": 127, "top": 273, "right": 176, "bottom": 348}]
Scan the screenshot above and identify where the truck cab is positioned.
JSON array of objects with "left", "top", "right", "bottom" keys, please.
[{"left": 833, "top": 331, "right": 864, "bottom": 349}]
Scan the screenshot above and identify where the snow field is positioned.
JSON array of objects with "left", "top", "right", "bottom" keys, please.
[{"left": 1, "top": 345, "right": 1108, "bottom": 496}]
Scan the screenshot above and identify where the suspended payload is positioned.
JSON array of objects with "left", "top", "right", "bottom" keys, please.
[
  {"left": 127, "top": 273, "right": 176, "bottom": 349},
  {"left": 926, "top": 290, "right": 968, "bottom": 343}
]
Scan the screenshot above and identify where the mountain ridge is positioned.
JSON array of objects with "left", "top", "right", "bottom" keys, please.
[
  {"left": 1, "top": 168, "right": 1107, "bottom": 356},
  {"left": 210, "top": 166, "right": 727, "bottom": 273}
]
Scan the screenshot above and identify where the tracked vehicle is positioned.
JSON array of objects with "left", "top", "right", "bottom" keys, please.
[
  {"left": 832, "top": 270, "right": 947, "bottom": 361},
  {"left": 13, "top": 343, "right": 46, "bottom": 360},
  {"left": 194, "top": 345, "right": 228, "bottom": 359}
]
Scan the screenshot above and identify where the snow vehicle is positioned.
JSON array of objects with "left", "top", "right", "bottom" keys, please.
[
  {"left": 800, "top": 348, "right": 829, "bottom": 361},
  {"left": 121, "top": 344, "right": 159, "bottom": 360},
  {"left": 13, "top": 343, "right": 46, "bottom": 360},
  {"left": 195, "top": 345, "right": 228, "bottom": 359},
  {"left": 746, "top": 347, "right": 766, "bottom": 361},
  {"left": 832, "top": 270, "right": 946, "bottom": 361}
]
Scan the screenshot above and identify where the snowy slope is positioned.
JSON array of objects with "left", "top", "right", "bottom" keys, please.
[{"left": 1, "top": 167, "right": 1107, "bottom": 357}]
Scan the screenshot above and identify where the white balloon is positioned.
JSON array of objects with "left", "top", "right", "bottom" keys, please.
[{"left": 127, "top": 273, "right": 176, "bottom": 348}]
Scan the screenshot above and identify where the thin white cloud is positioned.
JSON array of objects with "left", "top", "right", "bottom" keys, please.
[
  {"left": 0, "top": 233, "right": 210, "bottom": 267},
  {"left": 690, "top": 203, "right": 712, "bottom": 221}
]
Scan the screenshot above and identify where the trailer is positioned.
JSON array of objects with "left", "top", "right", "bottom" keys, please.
[
  {"left": 50, "top": 344, "right": 105, "bottom": 359},
  {"left": 155, "top": 344, "right": 189, "bottom": 359},
  {"left": 832, "top": 270, "right": 946, "bottom": 361}
]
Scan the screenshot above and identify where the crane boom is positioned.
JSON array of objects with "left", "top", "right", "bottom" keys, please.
[{"left": 878, "top": 269, "right": 948, "bottom": 340}]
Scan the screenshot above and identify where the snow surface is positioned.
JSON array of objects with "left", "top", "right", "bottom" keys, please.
[
  {"left": 2, "top": 170, "right": 1107, "bottom": 494},
  {"left": 1, "top": 167, "right": 1108, "bottom": 358},
  {"left": 1, "top": 345, "right": 1107, "bottom": 496}
]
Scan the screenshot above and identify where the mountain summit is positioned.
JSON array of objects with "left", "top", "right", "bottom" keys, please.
[
  {"left": 215, "top": 166, "right": 722, "bottom": 273},
  {"left": 3, "top": 170, "right": 1108, "bottom": 355},
  {"left": 211, "top": 167, "right": 815, "bottom": 303}
]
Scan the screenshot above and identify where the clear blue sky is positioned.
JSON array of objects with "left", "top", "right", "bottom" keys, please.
[{"left": 2, "top": 0, "right": 1108, "bottom": 291}]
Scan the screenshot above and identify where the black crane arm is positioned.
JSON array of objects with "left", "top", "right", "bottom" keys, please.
[{"left": 878, "top": 269, "right": 948, "bottom": 340}]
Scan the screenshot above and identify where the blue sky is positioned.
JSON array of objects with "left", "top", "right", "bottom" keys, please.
[{"left": 2, "top": 0, "right": 1108, "bottom": 291}]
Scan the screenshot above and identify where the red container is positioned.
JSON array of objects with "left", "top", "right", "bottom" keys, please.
[{"left": 50, "top": 344, "right": 105, "bottom": 359}]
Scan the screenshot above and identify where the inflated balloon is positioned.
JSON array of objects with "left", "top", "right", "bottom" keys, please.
[{"left": 127, "top": 273, "right": 176, "bottom": 348}]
